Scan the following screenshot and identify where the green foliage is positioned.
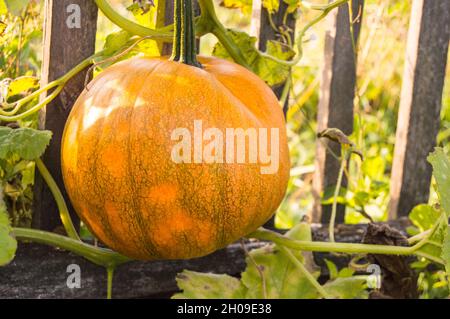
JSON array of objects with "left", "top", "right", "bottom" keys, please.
[
  {"left": 0, "top": 188, "right": 17, "bottom": 266},
  {"left": 102, "top": 30, "right": 132, "bottom": 56},
  {"left": 283, "top": 0, "right": 300, "bottom": 13},
  {"left": 0, "top": 0, "right": 42, "bottom": 79},
  {"left": 428, "top": 148, "right": 450, "bottom": 218},
  {"left": 0, "top": 127, "right": 52, "bottom": 161},
  {"left": 174, "top": 223, "right": 368, "bottom": 299},
  {"left": 213, "top": 29, "right": 294, "bottom": 86},
  {"left": 409, "top": 204, "right": 440, "bottom": 232},
  {"left": 173, "top": 271, "right": 246, "bottom": 299},
  {"left": 262, "top": 0, "right": 279, "bottom": 14},
  {"left": 428, "top": 148, "right": 450, "bottom": 287},
  {"left": 220, "top": 0, "right": 252, "bottom": 15}
]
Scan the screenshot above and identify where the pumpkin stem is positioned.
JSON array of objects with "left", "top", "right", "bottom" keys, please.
[{"left": 170, "top": 0, "right": 202, "bottom": 68}]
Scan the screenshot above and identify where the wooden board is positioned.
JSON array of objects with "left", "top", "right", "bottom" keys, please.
[
  {"left": 389, "top": 0, "right": 450, "bottom": 218},
  {"left": 32, "top": 0, "right": 98, "bottom": 231}
]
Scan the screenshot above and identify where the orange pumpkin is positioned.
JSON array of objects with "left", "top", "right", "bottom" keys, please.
[{"left": 61, "top": 1, "right": 289, "bottom": 260}]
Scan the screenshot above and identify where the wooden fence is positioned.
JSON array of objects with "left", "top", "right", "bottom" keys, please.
[{"left": 3, "top": 0, "right": 449, "bottom": 298}]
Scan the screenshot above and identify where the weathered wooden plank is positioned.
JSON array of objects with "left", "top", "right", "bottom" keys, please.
[
  {"left": 389, "top": 0, "right": 450, "bottom": 218},
  {"left": 32, "top": 0, "right": 98, "bottom": 231},
  {"left": 253, "top": 0, "right": 297, "bottom": 115},
  {"left": 0, "top": 242, "right": 259, "bottom": 299},
  {"left": 0, "top": 219, "right": 411, "bottom": 299},
  {"left": 312, "top": 0, "right": 364, "bottom": 223}
]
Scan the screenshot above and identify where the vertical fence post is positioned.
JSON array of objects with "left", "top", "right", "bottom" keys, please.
[
  {"left": 312, "top": 0, "right": 364, "bottom": 223},
  {"left": 253, "top": 0, "right": 296, "bottom": 115},
  {"left": 32, "top": 0, "right": 98, "bottom": 231},
  {"left": 388, "top": 0, "right": 450, "bottom": 218}
]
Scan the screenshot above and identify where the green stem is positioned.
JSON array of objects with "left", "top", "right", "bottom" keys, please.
[
  {"left": 94, "top": 0, "right": 172, "bottom": 39},
  {"left": 13, "top": 227, "right": 130, "bottom": 267},
  {"left": 0, "top": 53, "right": 98, "bottom": 120},
  {"left": 278, "top": 245, "right": 331, "bottom": 299},
  {"left": 249, "top": 228, "right": 416, "bottom": 255},
  {"left": 211, "top": 26, "right": 250, "bottom": 68},
  {"left": 35, "top": 159, "right": 80, "bottom": 241},
  {"left": 197, "top": 0, "right": 250, "bottom": 68},
  {"left": 170, "top": 0, "right": 201, "bottom": 67},
  {"left": 106, "top": 267, "right": 115, "bottom": 299},
  {"left": 329, "top": 148, "right": 348, "bottom": 242},
  {"left": 279, "top": 73, "right": 292, "bottom": 108}
]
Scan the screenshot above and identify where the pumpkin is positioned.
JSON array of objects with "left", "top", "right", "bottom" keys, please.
[{"left": 60, "top": 0, "right": 290, "bottom": 260}]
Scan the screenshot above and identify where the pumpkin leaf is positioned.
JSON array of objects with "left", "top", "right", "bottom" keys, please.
[
  {"left": 212, "top": 29, "right": 294, "bottom": 86},
  {"left": 256, "top": 40, "right": 295, "bottom": 87},
  {"left": 441, "top": 226, "right": 450, "bottom": 284},
  {"left": 409, "top": 204, "right": 440, "bottom": 232},
  {"left": 283, "top": 0, "right": 300, "bottom": 13},
  {"left": 220, "top": 0, "right": 252, "bottom": 15},
  {"left": 7, "top": 76, "right": 38, "bottom": 98},
  {"left": 428, "top": 148, "right": 450, "bottom": 218},
  {"left": 0, "top": 127, "right": 52, "bottom": 160},
  {"left": 241, "top": 223, "right": 321, "bottom": 298},
  {"left": 426, "top": 149, "right": 450, "bottom": 289},
  {"left": 0, "top": 187, "right": 17, "bottom": 266},
  {"left": 173, "top": 270, "right": 246, "bottom": 299},
  {"left": 127, "top": 1, "right": 157, "bottom": 27},
  {"left": 323, "top": 276, "right": 368, "bottom": 299},
  {"left": 102, "top": 30, "right": 132, "bottom": 56},
  {"left": 262, "top": 0, "right": 279, "bottom": 14}
]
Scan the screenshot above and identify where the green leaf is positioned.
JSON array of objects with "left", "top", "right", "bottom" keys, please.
[
  {"left": 283, "top": 0, "right": 300, "bottom": 13},
  {"left": 102, "top": 30, "right": 132, "bottom": 56},
  {"left": 416, "top": 214, "right": 448, "bottom": 262},
  {"left": 0, "top": 187, "right": 17, "bottom": 266},
  {"left": 241, "top": 223, "right": 321, "bottom": 298},
  {"left": 7, "top": 76, "right": 38, "bottom": 98},
  {"left": 262, "top": 0, "right": 279, "bottom": 13},
  {"left": 127, "top": 1, "right": 156, "bottom": 27},
  {"left": 173, "top": 270, "right": 246, "bottom": 299},
  {"left": 428, "top": 148, "right": 450, "bottom": 218},
  {"left": 321, "top": 186, "right": 349, "bottom": 206},
  {"left": 257, "top": 40, "right": 295, "bottom": 86},
  {"left": 212, "top": 30, "right": 295, "bottom": 86},
  {"left": 323, "top": 277, "right": 368, "bottom": 299},
  {"left": 362, "top": 156, "right": 386, "bottom": 180},
  {"left": 409, "top": 204, "right": 440, "bottom": 232},
  {"left": 441, "top": 226, "right": 450, "bottom": 284},
  {"left": 0, "top": 127, "right": 52, "bottom": 160},
  {"left": 221, "top": 0, "right": 252, "bottom": 15},
  {"left": 324, "top": 259, "right": 338, "bottom": 279},
  {"left": 4, "top": 0, "right": 29, "bottom": 16}
]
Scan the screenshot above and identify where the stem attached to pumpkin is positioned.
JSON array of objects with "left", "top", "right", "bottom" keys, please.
[{"left": 170, "top": 0, "right": 202, "bottom": 67}]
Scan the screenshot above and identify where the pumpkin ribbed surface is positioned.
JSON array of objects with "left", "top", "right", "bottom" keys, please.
[{"left": 61, "top": 56, "right": 290, "bottom": 260}]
